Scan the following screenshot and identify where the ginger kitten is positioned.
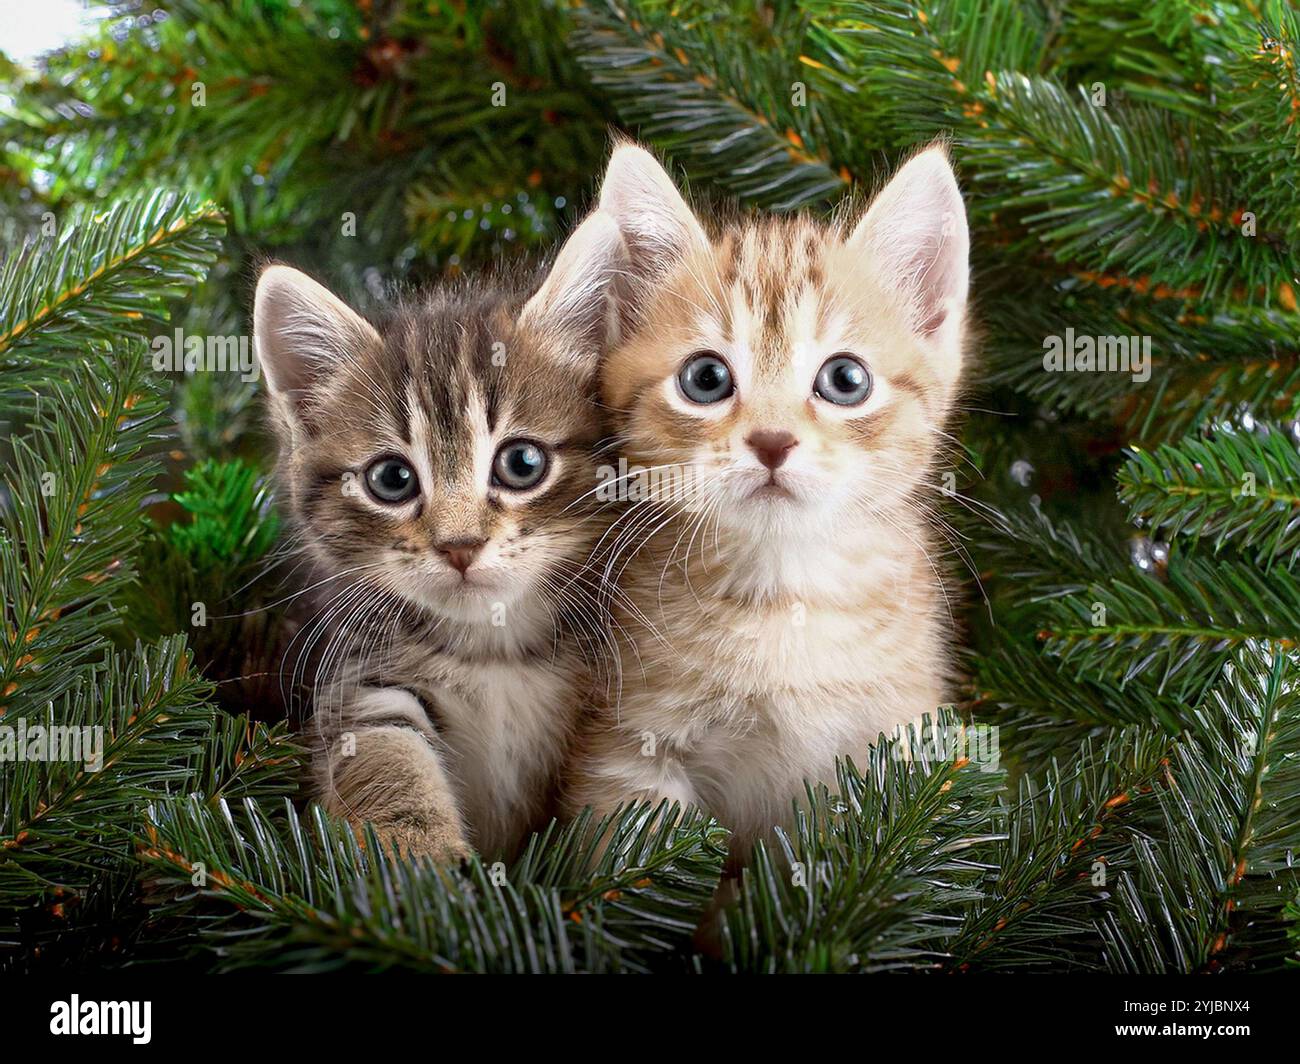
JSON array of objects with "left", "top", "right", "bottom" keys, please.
[
  {"left": 567, "top": 144, "right": 970, "bottom": 852},
  {"left": 254, "top": 208, "right": 627, "bottom": 861}
]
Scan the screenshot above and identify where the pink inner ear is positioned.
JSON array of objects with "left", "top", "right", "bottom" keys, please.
[
  {"left": 884, "top": 212, "right": 968, "bottom": 337},
  {"left": 913, "top": 221, "right": 966, "bottom": 336},
  {"left": 850, "top": 151, "right": 970, "bottom": 339},
  {"left": 919, "top": 304, "right": 950, "bottom": 336}
]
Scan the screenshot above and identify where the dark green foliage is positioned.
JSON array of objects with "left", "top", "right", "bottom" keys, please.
[
  {"left": 1098, "top": 648, "right": 1300, "bottom": 972},
  {"left": 0, "top": 639, "right": 213, "bottom": 918},
  {"left": 166, "top": 459, "right": 280, "bottom": 573},
  {"left": 1036, "top": 554, "right": 1300, "bottom": 697},
  {"left": 721, "top": 711, "right": 1005, "bottom": 973},
  {"left": 121, "top": 458, "right": 293, "bottom": 720},
  {"left": 139, "top": 799, "right": 725, "bottom": 973},
  {"left": 1, "top": 347, "right": 169, "bottom": 712},
  {"left": 1119, "top": 429, "right": 1300, "bottom": 567},
  {"left": 574, "top": 0, "right": 849, "bottom": 209},
  {"left": 0, "top": 193, "right": 224, "bottom": 392},
  {"left": 947, "top": 728, "right": 1173, "bottom": 971}
]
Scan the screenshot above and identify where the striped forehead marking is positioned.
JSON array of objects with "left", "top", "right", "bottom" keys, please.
[{"left": 713, "top": 220, "right": 831, "bottom": 379}]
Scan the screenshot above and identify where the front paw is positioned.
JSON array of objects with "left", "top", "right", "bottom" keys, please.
[{"left": 364, "top": 818, "right": 472, "bottom": 865}]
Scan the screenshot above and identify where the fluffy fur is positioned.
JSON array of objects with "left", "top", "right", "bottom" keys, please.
[
  {"left": 565, "top": 144, "right": 971, "bottom": 852},
  {"left": 254, "top": 209, "right": 626, "bottom": 861}
]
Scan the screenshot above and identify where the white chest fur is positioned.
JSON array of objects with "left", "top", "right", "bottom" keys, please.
[
  {"left": 621, "top": 534, "right": 947, "bottom": 846},
  {"left": 409, "top": 654, "right": 575, "bottom": 855}
]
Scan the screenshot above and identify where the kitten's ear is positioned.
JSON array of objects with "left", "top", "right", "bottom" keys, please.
[
  {"left": 849, "top": 146, "right": 969, "bottom": 348},
  {"left": 520, "top": 209, "right": 627, "bottom": 372},
  {"left": 596, "top": 142, "right": 708, "bottom": 323},
  {"left": 253, "top": 265, "right": 380, "bottom": 420}
]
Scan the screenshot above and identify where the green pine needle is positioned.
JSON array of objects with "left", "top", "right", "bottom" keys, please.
[{"left": 1119, "top": 428, "right": 1300, "bottom": 568}]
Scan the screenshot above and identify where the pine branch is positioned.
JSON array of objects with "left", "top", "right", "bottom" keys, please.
[
  {"left": 1099, "top": 646, "right": 1300, "bottom": 972},
  {"left": 946, "top": 727, "right": 1174, "bottom": 971},
  {"left": 1119, "top": 427, "right": 1300, "bottom": 569},
  {"left": 514, "top": 802, "right": 728, "bottom": 971},
  {"left": 965, "top": 75, "right": 1283, "bottom": 303},
  {"left": 1099, "top": 832, "right": 1227, "bottom": 973},
  {"left": 138, "top": 798, "right": 726, "bottom": 973},
  {"left": 814, "top": 2, "right": 1294, "bottom": 303},
  {"left": 183, "top": 714, "right": 301, "bottom": 808},
  {"left": 573, "top": 0, "right": 847, "bottom": 209},
  {"left": 119, "top": 456, "right": 296, "bottom": 720},
  {"left": 1047, "top": 0, "right": 1242, "bottom": 121},
  {"left": 1038, "top": 554, "right": 1300, "bottom": 699},
  {"left": 972, "top": 634, "right": 1194, "bottom": 759},
  {"left": 0, "top": 180, "right": 237, "bottom": 961},
  {"left": 166, "top": 459, "right": 280, "bottom": 575},
  {"left": 0, "top": 346, "right": 168, "bottom": 715},
  {"left": 719, "top": 710, "right": 1004, "bottom": 973},
  {"left": 976, "top": 247, "right": 1300, "bottom": 442},
  {"left": 972, "top": 501, "right": 1127, "bottom": 609},
  {"left": 0, "top": 638, "right": 213, "bottom": 924},
  {"left": 8, "top": 1, "right": 605, "bottom": 258},
  {"left": 808, "top": 0, "right": 1044, "bottom": 149},
  {"left": 1221, "top": 4, "right": 1300, "bottom": 246},
  {"left": 1124, "top": 347, "right": 1300, "bottom": 444},
  {"left": 10, "top": 3, "right": 367, "bottom": 222},
  {"left": 4, "top": 708, "right": 297, "bottom": 971},
  {"left": 0, "top": 192, "right": 224, "bottom": 385}
]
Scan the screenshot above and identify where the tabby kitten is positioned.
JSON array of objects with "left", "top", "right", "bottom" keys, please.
[
  {"left": 254, "top": 207, "right": 626, "bottom": 861},
  {"left": 566, "top": 144, "right": 970, "bottom": 851}
]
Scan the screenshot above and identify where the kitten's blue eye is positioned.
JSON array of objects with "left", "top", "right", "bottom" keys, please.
[
  {"left": 493, "top": 439, "right": 548, "bottom": 490},
  {"left": 814, "top": 354, "right": 872, "bottom": 406},
  {"left": 365, "top": 457, "right": 418, "bottom": 503},
  {"left": 678, "top": 352, "right": 734, "bottom": 405}
]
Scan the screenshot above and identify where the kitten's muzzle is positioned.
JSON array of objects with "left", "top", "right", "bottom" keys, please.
[{"left": 435, "top": 538, "right": 486, "bottom": 575}]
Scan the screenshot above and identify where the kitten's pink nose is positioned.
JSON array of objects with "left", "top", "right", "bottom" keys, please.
[
  {"left": 435, "top": 538, "right": 485, "bottom": 574},
  {"left": 746, "top": 429, "right": 798, "bottom": 470}
]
